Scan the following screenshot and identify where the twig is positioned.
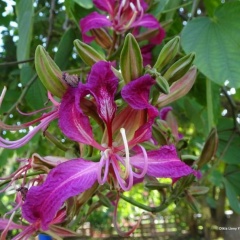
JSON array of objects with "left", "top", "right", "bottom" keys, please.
[
  {"left": 0, "top": 58, "right": 34, "bottom": 67},
  {"left": 222, "top": 87, "right": 239, "bottom": 131},
  {"left": 45, "top": 0, "right": 56, "bottom": 49}
]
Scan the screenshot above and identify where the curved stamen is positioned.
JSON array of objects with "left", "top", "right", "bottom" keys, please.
[
  {"left": 0, "top": 211, "right": 16, "bottom": 240},
  {"left": 0, "top": 86, "right": 7, "bottom": 107},
  {"left": 0, "top": 111, "right": 58, "bottom": 149},
  {"left": 113, "top": 193, "right": 146, "bottom": 237},
  {"left": 97, "top": 150, "right": 110, "bottom": 185},
  {"left": 48, "top": 91, "right": 60, "bottom": 107},
  {"left": 0, "top": 166, "right": 30, "bottom": 193},
  {"left": 16, "top": 105, "right": 54, "bottom": 116},
  {"left": 120, "top": 128, "right": 130, "bottom": 179},
  {"left": 117, "top": 0, "right": 126, "bottom": 19},
  {"left": 132, "top": 145, "right": 148, "bottom": 179},
  {"left": 112, "top": 158, "right": 133, "bottom": 191},
  {"left": 124, "top": 3, "right": 138, "bottom": 29}
]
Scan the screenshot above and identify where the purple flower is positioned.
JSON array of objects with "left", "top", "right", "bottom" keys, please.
[
  {"left": 80, "top": 0, "right": 165, "bottom": 44},
  {"left": 21, "top": 61, "right": 197, "bottom": 230}
]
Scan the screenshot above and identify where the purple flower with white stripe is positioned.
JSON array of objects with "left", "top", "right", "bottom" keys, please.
[
  {"left": 80, "top": 0, "right": 165, "bottom": 44},
  {"left": 21, "top": 61, "right": 197, "bottom": 230}
]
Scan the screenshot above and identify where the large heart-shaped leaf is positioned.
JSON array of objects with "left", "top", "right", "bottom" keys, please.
[{"left": 181, "top": 2, "right": 240, "bottom": 89}]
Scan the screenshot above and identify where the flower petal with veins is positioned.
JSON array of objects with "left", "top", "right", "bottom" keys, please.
[{"left": 22, "top": 159, "right": 98, "bottom": 230}]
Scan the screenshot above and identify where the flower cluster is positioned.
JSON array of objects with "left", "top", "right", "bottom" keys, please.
[{"left": 0, "top": 1, "right": 204, "bottom": 239}]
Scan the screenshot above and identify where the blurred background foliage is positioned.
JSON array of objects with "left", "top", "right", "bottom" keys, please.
[{"left": 0, "top": 0, "right": 240, "bottom": 239}]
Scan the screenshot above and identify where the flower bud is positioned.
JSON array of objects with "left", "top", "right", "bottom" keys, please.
[
  {"left": 74, "top": 40, "right": 105, "bottom": 66},
  {"left": 153, "top": 36, "right": 180, "bottom": 71},
  {"left": 163, "top": 53, "right": 195, "bottom": 84},
  {"left": 196, "top": 128, "right": 218, "bottom": 169},
  {"left": 35, "top": 45, "right": 67, "bottom": 98},
  {"left": 90, "top": 28, "right": 112, "bottom": 49},
  {"left": 120, "top": 33, "right": 143, "bottom": 84},
  {"left": 155, "top": 75, "right": 170, "bottom": 94},
  {"left": 188, "top": 186, "right": 209, "bottom": 195},
  {"left": 157, "top": 67, "right": 197, "bottom": 108},
  {"left": 185, "top": 191, "right": 200, "bottom": 213}
]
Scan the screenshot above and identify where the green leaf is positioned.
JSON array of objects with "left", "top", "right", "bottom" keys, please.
[
  {"left": 181, "top": 2, "right": 240, "bottom": 89},
  {"left": 16, "top": 0, "right": 34, "bottom": 62},
  {"left": 203, "top": 0, "right": 222, "bottom": 17},
  {"left": 20, "top": 65, "right": 35, "bottom": 85},
  {"left": 223, "top": 178, "right": 240, "bottom": 213},
  {"left": 65, "top": 0, "right": 93, "bottom": 27},
  {"left": 25, "top": 79, "right": 47, "bottom": 110},
  {"left": 73, "top": 0, "right": 93, "bottom": 9},
  {"left": 120, "top": 33, "right": 143, "bottom": 84},
  {"left": 148, "top": 0, "right": 169, "bottom": 19},
  {"left": 224, "top": 165, "right": 240, "bottom": 196},
  {"left": 54, "top": 28, "right": 76, "bottom": 70},
  {"left": 217, "top": 131, "right": 240, "bottom": 164}
]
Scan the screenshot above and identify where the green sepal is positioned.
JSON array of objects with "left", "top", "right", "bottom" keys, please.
[
  {"left": 163, "top": 53, "right": 195, "bottom": 84},
  {"left": 196, "top": 128, "right": 218, "bottom": 169},
  {"left": 74, "top": 39, "right": 105, "bottom": 66},
  {"left": 120, "top": 33, "right": 143, "bottom": 84},
  {"left": 35, "top": 45, "right": 67, "bottom": 98},
  {"left": 155, "top": 75, "right": 170, "bottom": 94},
  {"left": 153, "top": 36, "right": 180, "bottom": 71}
]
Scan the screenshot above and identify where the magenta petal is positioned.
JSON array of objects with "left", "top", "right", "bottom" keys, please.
[
  {"left": 86, "top": 61, "right": 118, "bottom": 125},
  {"left": 130, "top": 145, "right": 195, "bottom": 178},
  {"left": 121, "top": 74, "right": 158, "bottom": 118},
  {"left": 59, "top": 87, "right": 98, "bottom": 147},
  {"left": 159, "top": 106, "right": 173, "bottom": 120},
  {"left": 149, "top": 26, "right": 166, "bottom": 45},
  {"left": 80, "top": 12, "right": 112, "bottom": 43},
  {"left": 22, "top": 159, "right": 98, "bottom": 230},
  {"left": 132, "top": 14, "right": 160, "bottom": 29},
  {"left": 93, "top": 0, "right": 115, "bottom": 13}
]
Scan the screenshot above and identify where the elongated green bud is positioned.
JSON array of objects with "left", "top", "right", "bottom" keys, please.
[
  {"left": 35, "top": 45, "right": 67, "bottom": 98},
  {"left": 196, "top": 128, "right": 218, "bottom": 169},
  {"left": 90, "top": 28, "right": 112, "bottom": 49},
  {"left": 155, "top": 75, "right": 170, "bottom": 94},
  {"left": 188, "top": 186, "right": 209, "bottom": 195},
  {"left": 185, "top": 192, "right": 200, "bottom": 213},
  {"left": 163, "top": 53, "right": 195, "bottom": 84},
  {"left": 74, "top": 39, "right": 105, "bottom": 66},
  {"left": 153, "top": 36, "right": 180, "bottom": 71},
  {"left": 157, "top": 67, "right": 197, "bottom": 108},
  {"left": 120, "top": 33, "right": 143, "bottom": 84}
]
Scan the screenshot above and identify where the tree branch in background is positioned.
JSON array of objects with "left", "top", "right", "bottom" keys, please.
[
  {"left": 0, "top": 58, "right": 34, "bottom": 67},
  {"left": 45, "top": 0, "right": 56, "bottom": 49}
]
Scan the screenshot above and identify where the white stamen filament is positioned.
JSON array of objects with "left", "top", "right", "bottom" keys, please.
[
  {"left": 136, "top": 0, "right": 142, "bottom": 11},
  {"left": 124, "top": 3, "right": 138, "bottom": 29},
  {"left": 120, "top": 128, "right": 130, "bottom": 179},
  {"left": 117, "top": 0, "right": 126, "bottom": 20},
  {"left": 97, "top": 150, "right": 110, "bottom": 185},
  {"left": 130, "top": 2, "right": 136, "bottom": 12},
  {"left": 0, "top": 86, "right": 7, "bottom": 108}
]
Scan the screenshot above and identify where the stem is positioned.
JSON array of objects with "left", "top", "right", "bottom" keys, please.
[
  {"left": 162, "top": 2, "right": 192, "bottom": 14},
  {"left": 206, "top": 78, "right": 214, "bottom": 132},
  {"left": 0, "top": 58, "right": 34, "bottom": 67},
  {"left": 44, "top": 130, "right": 69, "bottom": 152},
  {"left": 0, "top": 171, "right": 44, "bottom": 188},
  {"left": 120, "top": 193, "right": 175, "bottom": 213}
]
